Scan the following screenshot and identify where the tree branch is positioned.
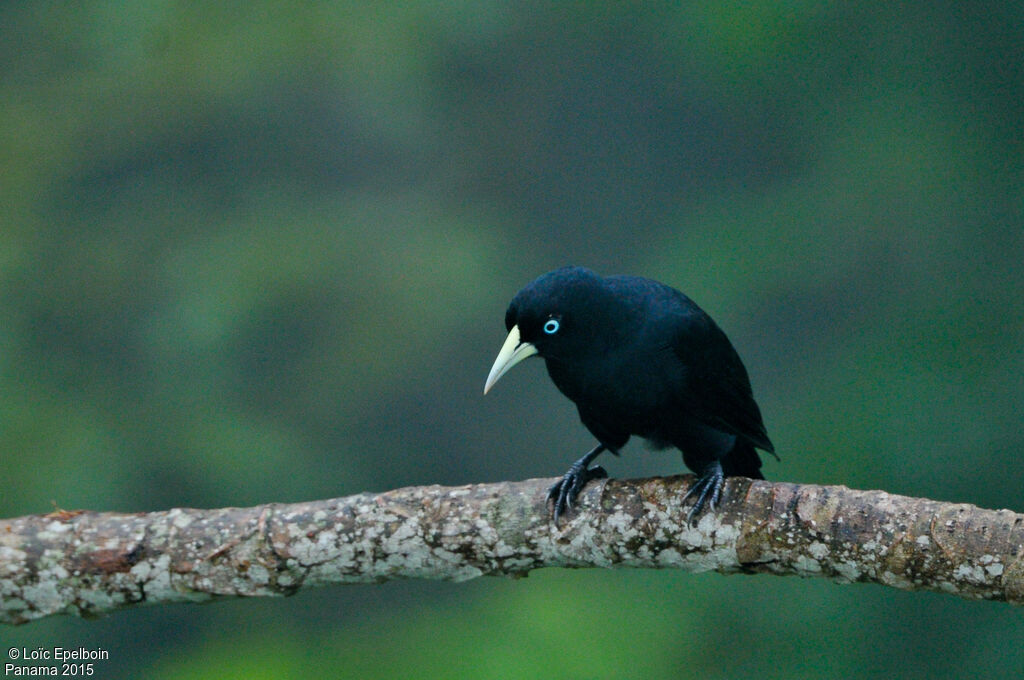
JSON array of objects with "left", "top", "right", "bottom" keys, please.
[{"left": 2, "top": 476, "right": 1023, "bottom": 624}]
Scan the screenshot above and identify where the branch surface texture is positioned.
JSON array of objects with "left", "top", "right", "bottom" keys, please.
[{"left": 2, "top": 477, "right": 1023, "bottom": 624}]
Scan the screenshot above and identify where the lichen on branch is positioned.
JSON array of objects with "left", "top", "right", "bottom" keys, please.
[{"left": 2, "top": 476, "right": 1022, "bottom": 625}]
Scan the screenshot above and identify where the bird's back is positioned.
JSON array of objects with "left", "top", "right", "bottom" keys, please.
[{"left": 601, "top": 275, "right": 774, "bottom": 454}]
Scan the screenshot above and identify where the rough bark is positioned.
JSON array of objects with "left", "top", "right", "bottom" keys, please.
[{"left": 2, "top": 476, "right": 1022, "bottom": 625}]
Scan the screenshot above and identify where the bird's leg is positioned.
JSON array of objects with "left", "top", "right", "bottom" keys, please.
[
  {"left": 547, "top": 444, "right": 609, "bottom": 525},
  {"left": 682, "top": 460, "right": 725, "bottom": 525}
]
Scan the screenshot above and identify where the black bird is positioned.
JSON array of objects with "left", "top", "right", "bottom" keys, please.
[{"left": 484, "top": 266, "right": 776, "bottom": 524}]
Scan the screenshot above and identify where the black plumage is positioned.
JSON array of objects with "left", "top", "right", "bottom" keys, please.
[{"left": 484, "top": 266, "right": 776, "bottom": 524}]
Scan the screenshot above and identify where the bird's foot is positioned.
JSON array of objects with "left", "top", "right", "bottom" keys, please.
[
  {"left": 547, "top": 463, "right": 608, "bottom": 525},
  {"left": 682, "top": 462, "right": 725, "bottom": 526}
]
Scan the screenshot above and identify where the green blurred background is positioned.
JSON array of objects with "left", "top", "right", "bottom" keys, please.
[{"left": 2, "top": 2, "right": 1022, "bottom": 678}]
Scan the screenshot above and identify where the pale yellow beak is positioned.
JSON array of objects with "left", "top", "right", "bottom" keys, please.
[{"left": 483, "top": 324, "right": 538, "bottom": 394}]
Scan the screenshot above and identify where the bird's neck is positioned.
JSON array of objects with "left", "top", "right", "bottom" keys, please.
[{"left": 543, "top": 336, "right": 619, "bottom": 400}]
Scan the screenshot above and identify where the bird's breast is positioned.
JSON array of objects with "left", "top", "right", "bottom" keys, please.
[{"left": 544, "top": 349, "right": 675, "bottom": 435}]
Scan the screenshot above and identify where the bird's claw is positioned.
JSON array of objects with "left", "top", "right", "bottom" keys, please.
[
  {"left": 547, "top": 464, "right": 608, "bottom": 525},
  {"left": 682, "top": 463, "right": 725, "bottom": 526}
]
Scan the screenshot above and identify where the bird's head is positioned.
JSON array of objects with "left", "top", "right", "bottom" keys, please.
[{"left": 484, "top": 266, "right": 619, "bottom": 394}]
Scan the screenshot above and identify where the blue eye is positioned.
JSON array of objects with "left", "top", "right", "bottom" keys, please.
[{"left": 543, "top": 319, "right": 560, "bottom": 334}]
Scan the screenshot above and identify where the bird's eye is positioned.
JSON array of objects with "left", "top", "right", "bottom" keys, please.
[{"left": 543, "top": 319, "right": 560, "bottom": 334}]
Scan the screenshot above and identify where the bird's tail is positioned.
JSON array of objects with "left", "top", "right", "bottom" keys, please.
[{"left": 721, "top": 440, "right": 764, "bottom": 480}]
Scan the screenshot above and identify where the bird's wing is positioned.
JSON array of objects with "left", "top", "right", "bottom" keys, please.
[{"left": 668, "top": 309, "right": 775, "bottom": 454}]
